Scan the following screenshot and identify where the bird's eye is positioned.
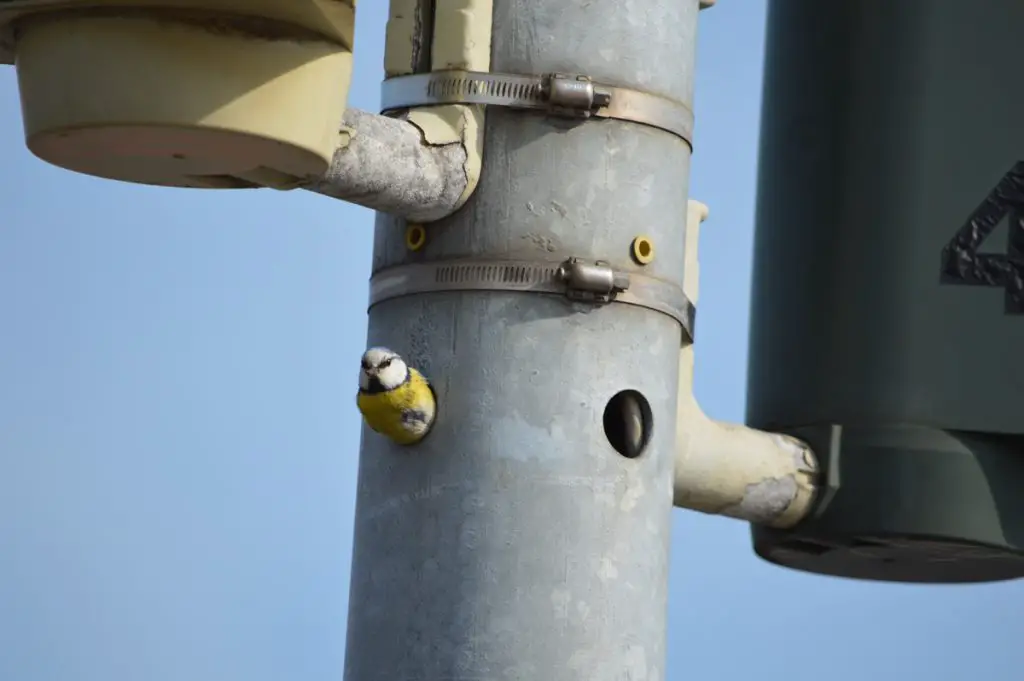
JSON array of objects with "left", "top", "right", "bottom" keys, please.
[{"left": 380, "top": 358, "right": 392, "bottom": 368}]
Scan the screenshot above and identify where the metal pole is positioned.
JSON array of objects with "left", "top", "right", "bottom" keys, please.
[{"left": 344, "top": 1, "right": 700, "bottom": 679}]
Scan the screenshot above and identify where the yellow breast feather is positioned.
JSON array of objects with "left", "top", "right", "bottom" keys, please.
[{"left": 357, "top": 367, "right": 436, "bottom": 445}]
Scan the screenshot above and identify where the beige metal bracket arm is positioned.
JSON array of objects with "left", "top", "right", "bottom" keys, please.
[
  {"left": 673, "top": 200, "right": 819, "bottom": 529},
  {"left": 304, "top": 0, "right": 490, "bottom": 222},
  {"left": 304, "top": 107, "right": 471, "bottom": 223}
]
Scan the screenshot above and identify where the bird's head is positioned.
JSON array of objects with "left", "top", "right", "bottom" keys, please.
[{"left": 359, "top": 347, "right": 409, "bottom": 392}]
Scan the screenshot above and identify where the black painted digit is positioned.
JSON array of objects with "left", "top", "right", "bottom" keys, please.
[{"left": 940, "top": 161, "right": 1024, "bottom": 314}]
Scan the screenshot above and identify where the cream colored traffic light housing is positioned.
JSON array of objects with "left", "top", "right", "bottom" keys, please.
[{"left": 0, "top": 1, "right": 355, "bottom": 189}]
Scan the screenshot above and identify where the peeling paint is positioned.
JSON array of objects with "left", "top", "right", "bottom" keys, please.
[
  {"left": 373, "top": 0, "right": 492, "bottom": 217},
  {"left": 597, "top": 557, "right": 619, "bottom": 582},
  {"left": 522, "top": 233, "right": 559, "bottom": 251},
  {"left": 551, "top": 589, "right": 571, "bottom": 618},
  {"left": 620, "top": 476, "right": 646, "bottom": 511},
  {"left": 406, "top": 104, "right": 484, "bottom": 210},
  {"left": 305, "top": 108, "right": 468, "bottom": 222},
  {"left": 384, "top": 0, "right": 418, "bottom": 77},
  {"left": 773, "top": 433, "right": 817, "bottom": 473},
  {"left": 725, "top": 476, "right": 799, "bottom": 524},
  {"left": 623, "top": 645, "right": 649, "bottom": 681}
]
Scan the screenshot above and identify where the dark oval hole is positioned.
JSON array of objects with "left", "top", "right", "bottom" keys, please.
[{"left": 603, "top": 389, "right": 652, "bottom": 459}]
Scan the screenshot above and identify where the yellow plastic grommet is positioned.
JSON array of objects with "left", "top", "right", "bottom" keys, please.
[
  {"left": 631, "top": 235, "right": 655, "bottom": 265},
  {"left": 405, "top": 224, "right": 427, "bottom": 251}
]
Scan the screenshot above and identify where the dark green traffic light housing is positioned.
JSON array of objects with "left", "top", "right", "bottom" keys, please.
[
  {"left": 746, "top": 0, "right": 1024, "bottom": 583},
  {"left": 752, "top": 426, "right": 1024, "bottom": 583}
]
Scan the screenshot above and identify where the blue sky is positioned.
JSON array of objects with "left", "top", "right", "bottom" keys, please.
[{"left": 2, "top": 3, "right": 1022, "bottom": 680}]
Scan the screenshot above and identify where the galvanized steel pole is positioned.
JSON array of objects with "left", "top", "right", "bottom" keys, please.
[{"left": 344, "top": 1, "right": 702, "bottom": 679}]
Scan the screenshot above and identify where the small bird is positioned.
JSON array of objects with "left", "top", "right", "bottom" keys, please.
[{"left": 356, "top": 347, "right": 437, "bottom": 446}]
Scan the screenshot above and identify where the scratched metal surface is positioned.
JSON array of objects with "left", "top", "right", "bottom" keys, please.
[{"left": 353, "top": 295, "right": 679, "bottom": 681}]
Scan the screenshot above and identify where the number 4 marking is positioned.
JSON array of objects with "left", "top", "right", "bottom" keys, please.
[{"left": 940, "top": 161, "right": 1024, "bottom": 314}]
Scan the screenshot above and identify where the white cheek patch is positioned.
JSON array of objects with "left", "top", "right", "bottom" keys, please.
[{"left": 379, "top": 362, "right": 407, "bottom": 389}]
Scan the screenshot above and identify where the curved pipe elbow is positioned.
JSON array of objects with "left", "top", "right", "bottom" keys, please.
[
  {"left": 301, "top": 0, "right": 490, "bottom": 221},
  {"left": 305, "top": 107, "right": 474, "bottom": 222},
  {"left": 673, "top": 381, "right": 819, "bottom": 529},
  {"left": 672, "top": 198, "right": 819, "bottom": 528}
]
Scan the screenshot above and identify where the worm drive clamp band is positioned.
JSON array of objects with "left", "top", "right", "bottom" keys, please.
[
  {"left": 369, "top": 258, "right": 696, "bottom": 343},
  {"left": 380, "top": 70, "right": 694, "bottom": 148}
]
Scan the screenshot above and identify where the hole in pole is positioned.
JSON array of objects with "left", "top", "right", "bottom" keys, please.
[
  {"left": 405, "top": 224, "right": 427, "bottom": 251},
  {"left": 603, "top": 390, "right": 652, "bottom": 459}
]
